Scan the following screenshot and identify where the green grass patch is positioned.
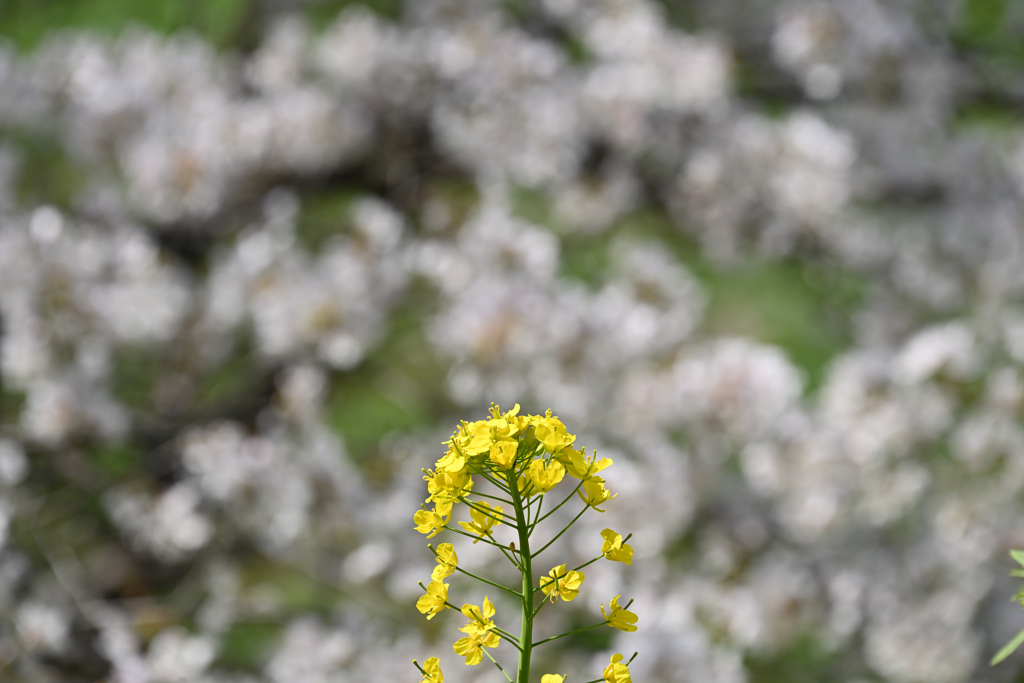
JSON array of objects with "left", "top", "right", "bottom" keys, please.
[
  {"left": 295, "top": 188, "right": 359, "bottom": 251},
  {"left": 11, "top": 129, "right": 86, "bottom": 208},
  {"left": 0, "top": 0, "right": 253, "bottom": 52},
  {"left": 95, "top": 443, "right": 140, "bottom": 476},
  {"left": 561, "top": 207, "right": 864, "bottom": 393},
  {"left": 746, "top": 635, "right": 868, "bottom": 683},
  {"left": 307, "top": 0, "right": 402, "bottom": 30},
  {"left": 215, "top": 620, "right": 281, "bottom": 671},
  {"left": 700, "top": 259, "right": 863, "bottom": 392}
]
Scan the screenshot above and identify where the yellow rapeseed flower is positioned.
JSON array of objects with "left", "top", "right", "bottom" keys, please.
[
  {"left": 578, "top": 477, "right": 616, "bottom": 512},
  {"left": 601, "top": 595, "right": 638, "bottom": 632},
  {"left": 539, "top": 564, "right": 585, "bottom": 603},
  {"left": 414, "top": 504, "right": 451, "bottom": 538},
  {"left": 431, "top": 543, "right": 459, "bottom": 581},
  {"left": 526, "top": 458, "right": 565, "bottom": 494},
  {"left": 541, "top": 675, "right": 565, "bottom": 683},
  {"left": 558, "top": 448, "right": 612, "bottom": 481},
  {"left": 489, "top": 438, "right": 519, "bottom": 469},
  {"left": 458, "top": 502, "right": 501, "bottom": 542},
  {"left": 533, "top": 415, "right": 575, "bottom": 454},
  {"left": 416, "top": 580, "right": 449, "bottom": 620},
  {"left": 602, "top": 653, "right": 632, "bottom": 683},
  {"left": 424, "top": 467, "right": 473, "bottom": 508},
  {"left": 452, "top": 630, "right": 500, "bottom": 666},
  {"left": 418, "top": 656, "right": 444, "bottom": 683},
  {"left": 600, "top": 529, "right": 633, "bottom": 565},
  {"left": 459, "top": 596, "right": 496, "bottom": 635}
]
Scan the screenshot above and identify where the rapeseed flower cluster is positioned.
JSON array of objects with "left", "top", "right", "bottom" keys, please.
[{"left": 413, "top": 404, "right": 638, "bottom": 683}]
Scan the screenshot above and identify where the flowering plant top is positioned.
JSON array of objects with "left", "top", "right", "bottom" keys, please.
[{"left": 413, "top": 404, "right": 638, "bottom": 683}]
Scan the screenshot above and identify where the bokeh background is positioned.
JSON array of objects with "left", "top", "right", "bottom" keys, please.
[{"left": 2, "top": 0, "right": 1024, "bottom": 681}]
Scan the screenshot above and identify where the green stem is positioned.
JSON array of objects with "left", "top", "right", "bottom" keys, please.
[
  {"left": 534, "top": 477, "right": 587, "bottom": 527},
  {"left": 509, "top": 468, "right": 534, "bottom": 683},
  {"left": 533, "top": 505, "right": 588, "bottom": 558},
  {"left": 528, "top": 494, "right": 544, "bottom": 530},
  {"left": 532, "top": 621, "right": 607, "bottom": 648},
  {"left": 455, "top": 566, "right": 523, "bottom": 599},
  {"left": 484, "top": 648, "right": 515, "bottom": 683},
  {"left": 427, "top": 545, "right": 522, "bottom": 599},
  {"left": 455, "top": 487, "right": 513, "bottom": 506},
  {"left": 463, "top": 497, "right": 517, "bottom": 524}
]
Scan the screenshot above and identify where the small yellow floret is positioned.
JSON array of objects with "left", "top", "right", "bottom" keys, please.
[
  {"left": 539, "top": 564, "right": 585, "bottom": 603},
  {"left": 459, "top": 596, "right": 497, "bottom": 635},
  {"left": 431, "top": 543, "right": 459, "bottom": 581},
  {"left": 419, "top": 657, "right": 444, "bottom": 683},
  {"left": 602, "top": 653, "right": 632, "bottom": 683},
  {"left": 414, "top": 505, "right": 451, "bottom": 538},
  {"left": 526, "top": 458, "right": 565, "bottom": 494},
  {"left": 416, "top": 580, "right": 449, "bottom": 620},
  {"left": 453, "top": 630, "right": 500, "bottom": 666},
  {"left": 600, "top": 529, "right": 634, "bottom": 565},
  {"left": 578, "top": 477, "right": 616, "bottom": 512},
  {"left": 601, "top": 595, "right": 638, "bottom": 632},
  {"left": 458, "top": 502, "right": 502, "bottom": 542}
]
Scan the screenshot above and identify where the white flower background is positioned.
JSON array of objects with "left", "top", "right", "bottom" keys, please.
[{"left": 2, "top": 0, "right": 1024, "bottom": 681}]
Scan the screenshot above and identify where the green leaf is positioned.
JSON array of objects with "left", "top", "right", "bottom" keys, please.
[
  {"left": 1012, "top": 549, "right": 1024, "bottom": 568},
  {"left": 991, "top": 626, "right": 1024, "bottom": 665},
  {"left": 1010, "top": 570, "right": 1024, "bottom": 578}
]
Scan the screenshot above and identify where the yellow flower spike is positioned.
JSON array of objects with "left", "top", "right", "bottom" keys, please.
[
  {"left": 602, "top": 654, "right": 632, "bottom": 683},
  {"left": 601, "top": 595, "right": 639, "bottom": 632},
  {"left": 578, "top": 477, "right": 616, "bottom": 512},
  {"left": 600, "top": 529, "right": 634, "bottom": 566},
  {"left": 416, "top": 404, "right": 639, "bottom": 683},
  {"left": 414, "top": 505, "right": 451, "bottom": 538},
  {"left": 431, "top": 543, "right": 459, "bottom": 581},
  {"left": 418, "top": 657, "right": 444, "bottom": 683},
  {"left": 416, "top": 580, "right": 450, "bottom": 620},
  {"left": 453, "top": 629, "right": 500, "bottom": 666},
  {"left": 459, "top": 596, "right": 497, "bottom": 635},
  {"left": 527, "top": 458, "right": 565, "bottom": 494},
  {"left": 539, "top": 564, "right": 585, "bottom": 603},
  {"left": 458, "top": 501, "right": 502, "bottom": 542},
  {"left": 489, "top": 438, "right": 519, "bottom": 469}
]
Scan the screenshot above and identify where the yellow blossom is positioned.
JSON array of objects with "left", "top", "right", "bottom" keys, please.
[
  {"left": 418, "top": 657, "right": 444, "bottom": 683},
  {"left": 578, "top": 477, "right": 616, "bottom": 512},
  {"left": 460, "top": 596, "right": 496, "bottom": 635},
  {"left": 416, "top": 580, "right": 449, "bottom": 620},
  {"left": 541, "top": 676, "right": 565, "bottom": 683},
  {"left": 489, "top": 438, "right": 519, "bottom": 469},
  {"left": 539, "top": 564, "right": 585, "bottom": 603},
  {"left": 453, "top": 630, "right": 500, "bottom": 666},
  {"left": 424, "top": 467, "right": 473, "bottom": 508},
  {"left": 600, "top": 529, "right": 633, "bottom": 565},
  {"left": 431, "top": 543, "right": 459, "bottom": 581},
  {"left": 602, "top": 653, "right": 632, "bottom": 683},
  {"left": 436, "top": 436, "right": 468, "bottom": 472},
  {"left": 458, "top": 502, "right": 502, "bottom": 542},
  {"left": 533, "top": 415, "right": 575, "bottom": 454},
  {"left": 557, "top": 448, "right": 612, "bottom": 481},
  {"left": 414, "top": 504, "right": 451, "bottom": 538},
  {"left": 601, "top": 595, "right": 638, "bottom": 632},
  {"left": 526, "top": 458, "right": 565, "bottom": 494}
]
